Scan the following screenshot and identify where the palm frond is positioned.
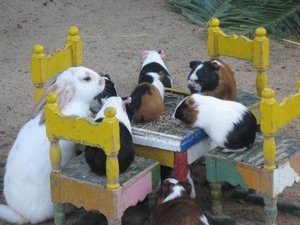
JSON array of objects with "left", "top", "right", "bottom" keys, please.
[{"left": 167, "top": 0, "right": 300, "bottom": 39}]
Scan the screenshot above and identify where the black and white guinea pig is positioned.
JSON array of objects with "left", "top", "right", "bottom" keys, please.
[
  {"left": 173, "top": 94, "right": 257, "bottom": 150},
  {"left": 125, "top": 80, "right": 164, "bottom": 123},
  {"left": 139, "top": 50, "right": 173, "bottom": 88},
  {"left": 84, "top": 96, "right": 135, "bottom": 175},
  {"left": 89, "top": 74, "right": 118, "bottom": 114},
  {"left": 187, "top": 59, "right": 237, "bottom": 100},
  {"left": 153, "top": 178, "right": 209, "bottom": 225}
]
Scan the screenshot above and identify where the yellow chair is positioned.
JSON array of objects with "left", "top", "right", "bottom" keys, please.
[
  {"left": 205, "top": 18, "right": 300, "bottom": 225},
  {"left": 31, "top": 27, "right": 160, "bottom": 225}
]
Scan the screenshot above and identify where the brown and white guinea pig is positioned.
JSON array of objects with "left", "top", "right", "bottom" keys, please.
[
  {"left": 187, "top": 59, "right": 237, "bottom": 100},
  {"left": 173, "top": 94, "right": 257, "bottom": 150},
  {"left": 153, "top": 178, "right": 209, "bottom": 225},
  {"left": 139, "top": 50, "right": 173, "bottom": 88},
  {"left": 84, "top": 96, "right": 135, "bottom": 175}
]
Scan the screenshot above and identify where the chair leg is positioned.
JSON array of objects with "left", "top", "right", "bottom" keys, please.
[
  {"left": 108, "top": 218, "right": 122, "bottom": 225},
  {"left": 148, "top": 192, "right": 157, "bottom": 221},
  {"left": 54, "top": 203, "right": 65, "bottom": 225},
  {"left": 210, "top": 182, "right": 223, "bottom": 215},
  {"left": 263, "top": 195, "right": 277, "bottom": 225}
]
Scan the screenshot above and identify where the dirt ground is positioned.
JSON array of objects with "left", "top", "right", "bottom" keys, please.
[{"left": 0, "top": 0, "right": 300, "bottom": 224}]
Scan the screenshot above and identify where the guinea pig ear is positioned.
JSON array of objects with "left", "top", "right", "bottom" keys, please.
[
  {"left": 142, "top": 50, "right": 150, "bottom": 59},
  {"left": 210, "top": 60, "right": 221, "bottom": 71},
  {"left": 101, "top": 74, "right": 111, "bottom": 80},
  {"left": 158, "top": 50, "right": 166, "bottom": 59},
  {"left": 158, "top": 71, "right": 166, "bottom": 80},
  {"left": 189, "top": 61, "right": 202, "bottom": 69},
  {"left": 178, "top": 181, "right": 192, "bottom": 196},
  {"left": 186, "top": 96, "right": 198, "bottom": 109},
  {"left": 122, "top": 97, "right": 132, "bottom": 107}
]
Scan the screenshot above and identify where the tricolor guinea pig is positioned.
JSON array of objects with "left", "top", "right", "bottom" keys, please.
[
  {"left": 187, "top": 59, "right": 237, "bottom": 100},
  {"left": 126, "top": 83, "right": 164, "bottom": 123},
  {"left": 84, "top": 96, "right": 135, "bottom": 175},
  {"left": 126, "top": 66, "right": 165, "bottom": 123},
  {"left": 153, "top": 178, "right": 209, "bottom": 225},
  {"left": 139, "top": 50, "right": 173, "bottom": 88},
  {"left": 173, "top": 94, "right": 257, "bottom": 150}
]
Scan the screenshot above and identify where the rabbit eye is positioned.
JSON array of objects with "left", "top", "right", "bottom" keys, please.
[{"left": 83, "top": 76, "right": 91, "bottom": 81}]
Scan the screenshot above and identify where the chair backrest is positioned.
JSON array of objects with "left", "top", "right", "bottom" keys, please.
[
  {"left": 208, "top": 18, "right": 300, "bottom": 170},
  {"left": 45, "top": 92, "right": 121, "bottom": 190},
  {"left": 30, "top": 26, "right": 83, "bottom": 103},
  {"left": 260, "top": 72, "right": 300, "bottom": 170},
  {"left": 207, "top": 18, "right": 269, "bottom": 98}
]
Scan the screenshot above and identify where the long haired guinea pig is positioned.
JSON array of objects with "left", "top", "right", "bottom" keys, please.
[
  {"left": 126, "top": 81, "right": 164, "bottom": 123},
  {"left": 153, "top": 178, "right": 209, "bottom": 225},
  {"left": 139, "top": 50, "right": 173, "bottom": 88},
  {"left": 173, "top": 94, "right": 257, "bottom": 150},
  {"left": 84, "top": 96, "right": 135, "bottom": 175},
  {"left": 0, "top": 66, "right": 106, "bottom": 224},
  {"left": 187, "top": 59, "right": 237, "bottom": 100}
]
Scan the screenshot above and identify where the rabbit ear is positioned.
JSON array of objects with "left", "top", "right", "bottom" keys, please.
[
  {"left": 32, "top": 82, "right": 58, "bottom": 120},
  {"left": 32, "top": 82, "right": 75, "bottom": 124}
]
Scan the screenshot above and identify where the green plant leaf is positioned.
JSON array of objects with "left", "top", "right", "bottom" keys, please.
[{"left": 167, "top": 0, "right": 300, "bottom": 39}]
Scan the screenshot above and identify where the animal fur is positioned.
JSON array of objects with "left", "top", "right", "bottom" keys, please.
[
  {"left": 173, "top": 94, "right": 257, "bottom": 150},
  {"left": 188, "top": 59, "right": 236, "bottom": 100},
  {"left": 127, "top": 82, "right": 164, "bottom": 123},
  {"left": 153, "top": 178, "right": 209, "bottom": 225}
]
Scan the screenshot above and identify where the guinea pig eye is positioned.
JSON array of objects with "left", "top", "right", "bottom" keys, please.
[{"left": 83, "top": 76, "right": 91, "bottom": 81}]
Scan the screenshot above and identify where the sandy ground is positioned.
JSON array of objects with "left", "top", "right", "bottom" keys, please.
[{"left": 0, "top": 0, "right": 300, "bottom": 224}]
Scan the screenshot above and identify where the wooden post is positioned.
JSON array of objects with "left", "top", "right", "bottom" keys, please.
[
  {"left": 174, "top": 152, "right": 188, "bottom": 182},
  {"left": 65, "top": 26, "right": 83, "bottom": 66},
  {"left": 208, "top": 18, "right": 221, "bottom": 58},
  {"left": 210, "top": 182, "right": 223, "bottom": 215},
  {"left": 104, "top": 107, "right": 120, "bottom": 190},
  {"left": 31, "top": 44, "right": 47, "bottom": 103},
  {"left": 261, "top": 88, "right": 277, "bottom": 170},
  {"left": 253, "top": 27, "right": 269, "bottom": 97},
  {"left": 46, "top": 93, "right": 63, "bottom": 173}
]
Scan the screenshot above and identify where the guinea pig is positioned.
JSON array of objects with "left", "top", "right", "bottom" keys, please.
[
  {"left": 139, "top": 50, "right": 173, "bottom": 88},
  {"left": 89, "top": 73, "right": 118, "bottom": 114},
  {"left": 153, "top": 178, "right": 209, "bottom": 225},
  {"left": 173, "top": 94, "right": 257, "bottom": 150},
  {"left": 84, "top": 96, "right": 135, "bottom": 175},
  {"left": 187, "top": 59, "right": 237, "bottom": 100},
  {"left": 126, "top": 82, "right": 164, "bottom": 123}
]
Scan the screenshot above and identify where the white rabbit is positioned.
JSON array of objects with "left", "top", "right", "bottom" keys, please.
[
  {"left": 0, "top": 66, "right": 106, "bottom": 224},
  {"left": 173, "top": 94, "right": 257, "bottom": 150}
]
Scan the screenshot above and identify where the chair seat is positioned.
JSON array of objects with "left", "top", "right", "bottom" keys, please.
[
  {"left": 206, "top": 134, "right": 300, "bottom": 197},
  {"left": 51, "top": 154, "right": 160, "bottom": 219}
]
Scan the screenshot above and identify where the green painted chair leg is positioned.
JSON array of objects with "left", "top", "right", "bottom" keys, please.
[
  {"left": 210, "top": 182, "right": 223, "bottom": 215},
  {"left": 54, "top": 203, "right": 65, "bottom": 225},
  {"left": 108, "top": 218, "right": 122, "bottom": 225},
  {"left": 148, "top": 192, "right": 157, "bottom": 221},
  {"left": 263, "top": 195, "right": 278, "bottom": 225}
]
